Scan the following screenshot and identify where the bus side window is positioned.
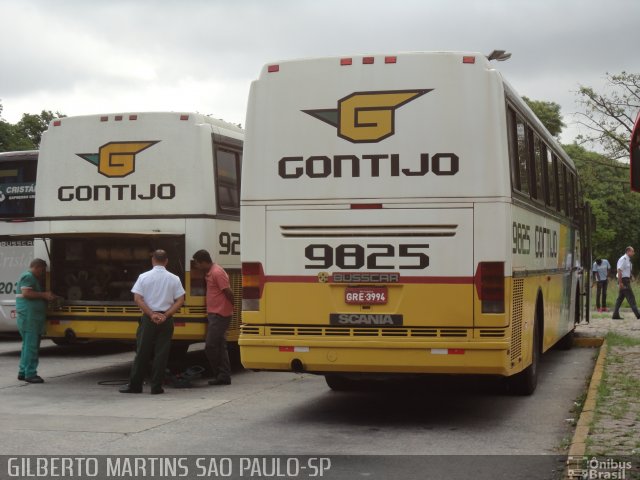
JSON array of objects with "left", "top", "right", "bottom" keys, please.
[
  {"left": 515, "top": 115, "right": 530, "bottom": 196},
  {"left": 214, "top": 146, "right": 241, "bottom": 214},
  {"left": 548, "top": 153, "right": 559, "bottom": 211},
  {"left": 559, "top": 164, "right": 568, "bottom": 216},
  {"left": 532, "top": 135, "right": 545, "bottom": 204},
  {"left": 568, "top": 172, "right": 577, "bottom": 219},
  {"left": 507, "top": 107, "right": 521, "bottom": 191}
]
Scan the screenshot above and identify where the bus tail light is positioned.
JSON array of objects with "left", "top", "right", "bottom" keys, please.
[
  {"left": 242, "top": 262, "right": 265, "bottom": 311},
  {"left": 475, "top": 262, "right": 505, "bottom": 313}
]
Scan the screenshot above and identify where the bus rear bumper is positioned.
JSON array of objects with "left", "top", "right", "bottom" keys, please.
[{"left": 239, "top": 338, "right": 512, "bottom": 376}]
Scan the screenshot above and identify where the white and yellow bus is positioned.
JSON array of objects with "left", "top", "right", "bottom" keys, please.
[
  {"left": 0, "top": 151, "right": 38, "bottom": 332},
  {"left": 239, "top": 51, "right": 590, "bottom": 394},
  {"left": 22, "top": 113, "right": 243, "bottom": 349}
]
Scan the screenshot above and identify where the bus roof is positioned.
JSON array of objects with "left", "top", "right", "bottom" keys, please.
[
  {"left": 48, "top": 112, "right": 243, "bottom": 140},
  {"left": 0, "top": 150, "right": 38, "bottom": 162},
  {"left": 258, "top": 51, "right": 494, "bottom": 75}
]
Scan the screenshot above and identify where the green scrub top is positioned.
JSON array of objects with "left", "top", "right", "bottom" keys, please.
[{"left": 15, "top": 270, "right": 47, "bottom": 334}]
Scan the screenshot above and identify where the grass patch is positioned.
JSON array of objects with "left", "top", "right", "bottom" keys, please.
[{"left": 605, "top": 331, "right": 640, "bottom": 347}]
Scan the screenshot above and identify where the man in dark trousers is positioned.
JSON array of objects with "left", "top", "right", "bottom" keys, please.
[
  {"left": 120, "top": 250, "right": 185, "bottom": 394},
  {"left": 612, "top": 246, "right": 640, "bottom": 320},
  {"left": 192, "top": 249, "right": 234, "bottom": 386}
]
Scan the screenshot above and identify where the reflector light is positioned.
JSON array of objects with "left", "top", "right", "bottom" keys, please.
[
  {"left": 363, "top": 57, "right": 374, "bottom": 64},
  {"left": 268, "top": 64, "right": 280, "bottom": 73},
  {"left": 340, "top": 58, "right": 352, "bottom": 66},
  {"left": 385, "top": 56, "right": 397, "bottom": 64},
  {"left": 174, "top": 322, "right": 185, "bottom": 327},
  {"left": 180, "top": 114, "right": 189, "bottom": 121},
  {"left": 49, "top": 320, "right": 60, "bottom": 325},
  {"left": 278, "top": 346, "right": 309, "bottom": 353},
  {"left": 475, "top": 261, "right": 505, "bottom": 313},
  {"left": 115, "top": 115, "right": 123, "bottom": 121},
  {"left": 100, "top": 116, "right": 108, "bottom": 122},
  {"left": 242, "top": 262, "right": 265, "bottom": 300},
  {"left": 53, "top": 120, "right": 62, "bottom": 127},
  {"left": 463, "top": 56, "right": 476, "bottom": 64},
  {"left": 351, "top": 203, "right": 383, "bottom": 209},
  {"left": 129, "top": 115, "right": 138, "bottom": 121},
  {"left": 431, "top": 348, "right": 466, "bottom": 355}
]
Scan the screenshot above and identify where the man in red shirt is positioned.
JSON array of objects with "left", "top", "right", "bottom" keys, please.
[{"left": 192, "top": 249, "right": 234, "bottom": 385}]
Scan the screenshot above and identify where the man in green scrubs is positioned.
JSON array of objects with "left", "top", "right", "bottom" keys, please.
[{"left": 16, "top": 258, "right": 55, "bottom": 383}]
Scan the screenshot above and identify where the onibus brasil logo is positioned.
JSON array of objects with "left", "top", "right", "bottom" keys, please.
[
  {"left": 77, "top": 141, "right": 160, "bottom": 178},
  {"left": 303, "top": 89, "right": 431, "bottom": 143}
]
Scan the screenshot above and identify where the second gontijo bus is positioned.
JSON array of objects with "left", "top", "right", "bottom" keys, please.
[
  {"left": 239, "top": 51, "right": 591, "bottom": 394},
  {"left": 26, "top": 113, "right": 243, "bottom": 349}
]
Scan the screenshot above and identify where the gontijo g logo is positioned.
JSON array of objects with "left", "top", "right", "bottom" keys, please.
[
  {"left": 303, "top": 90, "right": 431, "bottom": 143},
  {"left": 77, "top": 141, "right": 160, "bottom": 178}
]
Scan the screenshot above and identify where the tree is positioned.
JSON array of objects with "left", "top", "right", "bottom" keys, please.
[
  {"left": 566, "top": 143, "right": 640, "bottom": 269},
  {"left": 523, "top": 96, "right": 566, "bottom": 138},
  {"left": 15, "top": 110, "right": 62, "bottom": 148},
  {"left": 0, "top": 102, "right": 64, "bottom": 152},
  {"left": 575, "top": 72, "right": 640, "bottom": 161}
]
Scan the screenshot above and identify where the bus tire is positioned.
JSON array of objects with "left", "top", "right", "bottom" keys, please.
[
  {"left": 507, "top": 316, "right": 540, "bottom": 396},
  {"left": 325, "top": 374, "right": 355, "bottom": 391}
]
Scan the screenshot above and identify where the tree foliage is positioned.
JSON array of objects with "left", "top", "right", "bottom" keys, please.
[
  {"left": 0, "top": 102, "right": 64, "bottom": 152},
  {"left": 575, "top": 72, "right": 640, "bottom": 161},
  {"left": 566, "top": 143, "right": 640, "bottom": 266},
  {"left": 523, "top": 96, "right": 566, "bottom": 138}
]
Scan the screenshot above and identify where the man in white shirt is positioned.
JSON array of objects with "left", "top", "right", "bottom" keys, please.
[
  {"left": 612, "top": 246, "right": 640, "bottom": 320},
  {"left": 120, "top": 250, "right": 185, "bottom": 394}
]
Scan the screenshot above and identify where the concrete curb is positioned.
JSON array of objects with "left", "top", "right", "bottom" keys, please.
[
  {"left": 564, "top": 339, "right": 608, "bottom": 478},
  {"left": 573, "top": 336, "right": 605, "bottom": 348}
]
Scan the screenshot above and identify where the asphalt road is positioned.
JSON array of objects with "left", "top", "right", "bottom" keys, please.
[{"left": 0, "top": 336, "right": 596, "bottom": 479}]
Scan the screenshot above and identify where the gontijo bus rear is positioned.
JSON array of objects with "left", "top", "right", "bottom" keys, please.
[
  {"left": 29, "top": 113, "right": 243, "bottom": 347},
  {"left": 239, "top": 52, "right": 587, "bottom": 394}
]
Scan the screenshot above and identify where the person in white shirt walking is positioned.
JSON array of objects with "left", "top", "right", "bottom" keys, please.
[
  {"left": 612, "top": 246, "right": 640, "bottom": 320},
  {"left": 120, "top": 250, "right": 185, "bottom": 394},
  {"left": 592, "top": 258, "right": 611, "bottom": 312}
]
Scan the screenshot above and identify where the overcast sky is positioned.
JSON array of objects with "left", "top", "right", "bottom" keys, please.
[{"left": 1, "top": 0, "right": 638, "bottom": 144}]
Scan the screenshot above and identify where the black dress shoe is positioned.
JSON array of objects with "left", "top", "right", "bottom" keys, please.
[
  {"left": 612, "top": 315, "right": 623, "bottom": 320},
  {"left": 119, "top": 385, "right": 142, "bottom": 393},
  {"left": 24, "top": 375, "right": 44, "bottom": 384},
  {"left": 17, "top": 374, "right": 25, "bottom": 381},
  {"left": 208, "top": 378, "right": 231, "bottom": 386},
  {"left": 150, "top": 387, "right": 164, "bottom": 395}
]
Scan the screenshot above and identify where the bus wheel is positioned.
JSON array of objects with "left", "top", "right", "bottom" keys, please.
[
  {"left": 507, "top": 317, "right": 540, "bottom": 396},
  {"left": 325, "top": 374, "right": 355, "bottom": 391}
]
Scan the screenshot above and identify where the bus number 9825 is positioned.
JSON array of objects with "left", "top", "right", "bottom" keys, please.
[{"left": 304, "top": 244, "right": 429, "bottom": 270}]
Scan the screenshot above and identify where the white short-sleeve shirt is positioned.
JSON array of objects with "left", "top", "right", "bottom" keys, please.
[
  {"left": 617, "top": 254, "right": 633, "bottom": 278},
  {"left": 131, "top": 265, "right": 185, "bottom": 312}
]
